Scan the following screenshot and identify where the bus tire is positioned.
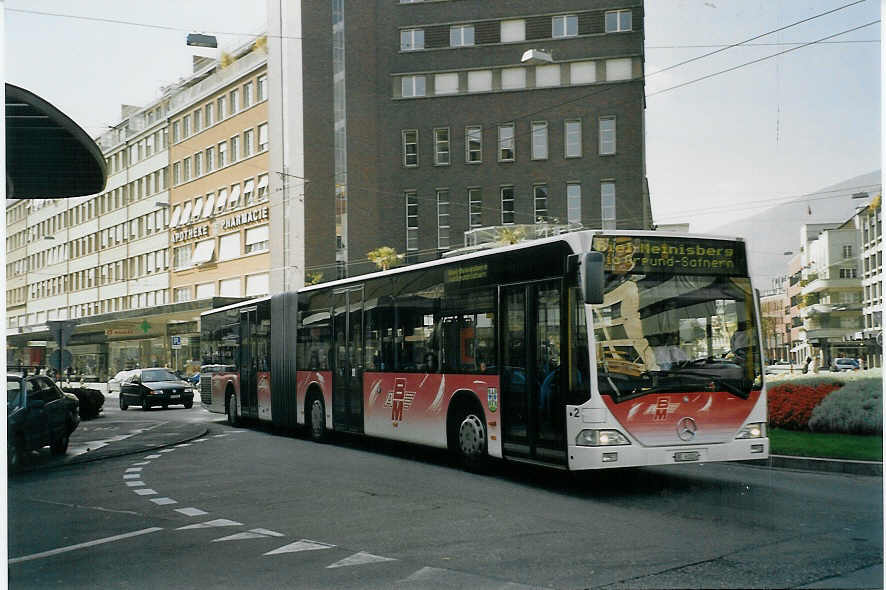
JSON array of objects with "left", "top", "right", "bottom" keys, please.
[
  {"left": 307, "top": 395, "right": 327, "bottom": 442},
  {"left": 227, "top": 392, "right": 238, "bottom": 426},
  {"left": 450, "top": 399, "right": 488, "bottom": 472}
]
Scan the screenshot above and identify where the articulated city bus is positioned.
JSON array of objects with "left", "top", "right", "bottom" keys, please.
[{"left": 200, "top": 230, "right": 769, "bottom": 470}]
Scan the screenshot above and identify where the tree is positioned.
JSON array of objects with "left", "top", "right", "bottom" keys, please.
[
  {"left": 496, "top": 226, "right": 526, "bottom": 245},
  {"left": 305, "top": 272, "right": 323, "bottom": 286},
  {"left": 367, "top": 246, "right": 403, "bottom": 271}
]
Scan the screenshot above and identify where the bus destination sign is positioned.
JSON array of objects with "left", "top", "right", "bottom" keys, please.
[{"left": 592, "top": 235, "right": 748, "bottom": 276}]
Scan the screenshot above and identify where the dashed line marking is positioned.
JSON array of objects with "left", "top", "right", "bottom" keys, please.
[
  {"left": 213, "top": 434, "right": 229, "bottom": 438},
  {"left": 177, "top": 519, "right": 243, "bottom": 530},
  {"left": 9, "top": 527, "right": 163, "bottom": 564},
  {"left": 327, "top": 552, "right": 396, "bottom": 569},
  {"left": 175, "top": 443, "right": 192, "bottom": 447},
  {"left": 264, "top": 539, "right": 335, "bottom": 556},
  {"left": 250, "top": 528, "right": 284, "bottom": 537},
  {"left": 158, "top": 449, "right": 176, "bottom": 453},
  {"left": 125, "top": 481, "right": 145, "bottom": 487},
  {"left": 193, "top": 439, "right": 208, "bottom": 442},
  {"left": 134, "top": 489, "right": 157, "bottom": 496},
  {"left": 150, "top": 497, "right": 178, "bottom": 505},
  {"left": 125, "top": 467, "right": 143, "bottom": 473},
  {"left": 213, "top": 531, "right": 270, "bottom": 542},
  {"left": 175, "top": 507, "right": 208, "bottom": 517},
  {"left": 145, "top": 454, "right": 161, "bottom": 459},
  {"left": 123, "top": 474, "right": 141, "bottom": 480},
  {"left": 131, "top": 461, "right": 150, "bottom": 466}
]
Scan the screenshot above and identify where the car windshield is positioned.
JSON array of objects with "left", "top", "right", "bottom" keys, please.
[
  {"left": 7, "top": 379, "right": 23, "bottom": 408},
  {"left": 593, "top": 273, "right": 762, "bottom": 402},
  {"left": 141, "top": 369, "right": 179, "bottom": 383}
]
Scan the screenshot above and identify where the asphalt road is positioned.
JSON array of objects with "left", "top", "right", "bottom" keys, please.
[{"left": 8, "top": 403, "right": 884, "bottom": 589}]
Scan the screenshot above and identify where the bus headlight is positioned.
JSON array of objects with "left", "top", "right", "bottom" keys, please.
[
  {"left": 576, "top": 429, "right": 631, "bottom": 446},
  {"left": 735, "top": 422, "right": 766, "bottom": 439}
]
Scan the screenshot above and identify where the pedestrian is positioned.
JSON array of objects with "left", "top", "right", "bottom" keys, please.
[
  {"left": 858, "top": 357, "right": 866, "bottom": 371},
  {"left": 803, "top": 356, "right": 812, "bottom": 374}
]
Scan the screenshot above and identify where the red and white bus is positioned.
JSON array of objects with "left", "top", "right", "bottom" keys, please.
[{"left": 200, "top": 230, "right": 769, "bottom": 470}]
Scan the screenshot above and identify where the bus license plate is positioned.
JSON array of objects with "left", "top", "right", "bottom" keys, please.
[{"left": 674, "top": 451, "right": 700, "bottom": 462}]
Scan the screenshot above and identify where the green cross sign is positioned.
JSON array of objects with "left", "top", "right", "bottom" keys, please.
[{"left": 140, "top": 320, "right": 151, "bottom": 334}]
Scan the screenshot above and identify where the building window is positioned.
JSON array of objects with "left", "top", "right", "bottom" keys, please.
[
  {"left": 434, "top": 128, "right": 450, "bottom": 165},
  {"left": 565, "top": 120, "right": 582, "bottom": 158},
  {"left": 173, "top": 286, "right": 192, "bottom": 302},
  {"left": 245, "top": 224, "right": 270, "bottom": 254},
  {"left": 219, "top": 277, "right": 241, "bottom": 297},
  {"left": 173, "top": 245, "right": 193, "bottom": 270},
  {"left": 193, "top": 110, "right": 202, "bottom": 133},
  {"left": 843, "top": 245, "right": 853, "bottom": 258},
  {"left": 196, "top": 282, "right": 216, "bottom": 299},
  {"left": 450, "top": 24, "right": 475, "bottom": 47},
  {"left": 605, "top": 9, "right": 632, "bottom": 33},
  {"left": 217, "top": 95, "right": 226, "bottom": 120},
  {"left": 400, "top": 28, "right": 424, "bottom": 51},
  {"left": 257, "top": 174, "right": 269, "bottom": 201},
  {"left": 500, "top": 19, "right": 525, "bottom": 43},
  {"left": 402, "top": 129, "right": 419, "bottom": 167},
  {"left": 228, "top": 184, "right": 242, "bottom": 209},
  {"left": 244, "top": 129, "right": 255, "bottom": 157},
  {"left": 205, "top": 147, "right": 214, "bottom": 172},
  {"left": 401, "top": 75, "right": 426, "bottom": 98},
  {"left": 501, "top": 187, "right": 515, "bottom": 224},
  {"left": 467, "top": 70, "right": 492, "bottom": 92},
  {"left": 205, "top": 103, "right": 214, "bottom": 127},
  {"left": 230, "top": 135, "right": 240, "bottom": 162},
  {"left": 229, "top": 88, "right": 240, "bottom": 115},
  {"left": 172, "top": 162, "right": 181, "bottom": 185},
  {"left": 599, "top": 116, "right": 616, "bottom": 155},
  {"left": 243, "top": 82, "right": 254, "bottom": 108},
  {"left": 434, "top": 73, "right": 459, "bottom": 95},
  {"left": 172, "top": 120, "right": 180, "bottom": 143},
  {"left": 219, "top": 232, "right": 241, "bottom": 261},
  {"left": 600, "top": 182, "right": 615, "bottom": 229},
  {"left": 215, "top": 188, "right": 229, "bottom": 213},
  {"left": 182, "top": 157, "right": 191, "bottom": 182},
  {"left": 465, "top": 126, "right": 482, "bottom": 163},
  {"left": 194, "top": 152, "right": 202, "bottom": 177},
  {"left": 552, "top": 15, "right": 578, "bottom": 38},
  {"left": 531, "top": 121, "right": 548, "bottom": 160},
  {"left": 564, "top": 183, "right": 582, "bottom": 225},
  {"left": 469, "top": 188, "right": 482, "bottom": 228},
  {"left": 498, "top": 124, "right": 515, "bottom": 161},
  {"left": 839, "top": 267, "right": 858, "bottom": 279},
  {"left": 245, "top": 273, "right": 270, "bottom": 297},
  {"left": 437, "top": 190, "right": 450, "bottom": 250},
  {"left": 606, "top": 58, "right": 632, "bottom": 81},
  {"left": 535, "top": 64, "right": 561, "bottom": 87},
  {"left": 218, "top": 141, "right": 227, "bottom": 167},
  {"left": 258, "top": 123, "right": 269, "bottom": 151},
  {"left": 257, "top": 75, "right": 268, "bottom": 101},
  {"left": 501, "top": 67, "right": 526, "bottom": 90},
  {"left": 534, "top": 184, "right": 549, "bottom": 222},
  {"left": 406, "top": 191, "right": 419, "bottom": 251},
  {"left": 243, "top": 179, "right": 255, "bottom": 205}
]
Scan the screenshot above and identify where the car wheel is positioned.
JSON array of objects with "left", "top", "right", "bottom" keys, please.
[
  {"left": 183, "top": 400, "right": 193, "bottom": 409},
  {"left": 142, "top": 396, "right": 150, "bottom": 411},
  {"left": 308, "top": 396, "right": 327, "bottom": 442},
  {"left": 162, "top": 403, "right": 169, "bottom": 410},
  {"left": 120, "top": 395, "right": 128, "bottom": 411},
  {"left": 51, "top": 430, "right": 70, "bottom": 455},
  {"left": 456, "top": 409, "right": 488, "bottom": 472},
  {"left": 227, "top": 394, "right": 238, "bottom": 426},
  {"left": 8, "top": 435, "right": 24, "bottom": 472}
]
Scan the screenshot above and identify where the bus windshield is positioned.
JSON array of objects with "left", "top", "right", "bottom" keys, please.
[{"left": 593, "top": 273, "right": 762, "bottom": 403}]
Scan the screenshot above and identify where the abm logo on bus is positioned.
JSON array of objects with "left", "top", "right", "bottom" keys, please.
[{"left": 384, "top": 378, "right": 416, "bottom": 426}]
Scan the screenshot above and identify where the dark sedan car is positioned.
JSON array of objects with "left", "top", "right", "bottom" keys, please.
[
  {"left": 8, "top": 374, "right": 81, "bottom": 470},
  {"left": 119, "top": 368, "right": 195, "bottom": 411}
]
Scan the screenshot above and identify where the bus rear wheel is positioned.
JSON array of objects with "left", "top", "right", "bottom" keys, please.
[
  {"left": 227, "top": 394, "right": 238, "bottom": 426},
  {"left": 308, "top": 397, "right": 327, "bottom": 442},
  {"left": 456, "top": 410, "right": 487, "bottom": 471}
]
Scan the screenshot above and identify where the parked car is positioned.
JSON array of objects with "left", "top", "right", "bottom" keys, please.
[
  {"left": 108, "top": 370, "right": 136, "bottom": 393},
  {"left": 61, "top": 386, "right": 105, "bottom": 419},
  {"left": 764, "top": 361, "right": 800, "bottom": 375},
  {"left": 831, "top": 358, "right": 860, "bottom": 372},
  {"left": 119, "top": 368, "right": 195, "bottom": 411},
  {"left": 7, "top": 373, "right": 80, "bottom": 471}
]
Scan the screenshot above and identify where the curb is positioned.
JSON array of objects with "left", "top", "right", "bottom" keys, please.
[{"left": 744, "top": 454, "right": 883, "bottom": 476}]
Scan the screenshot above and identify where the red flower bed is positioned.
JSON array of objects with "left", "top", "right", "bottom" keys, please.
[{"left": 768, "top": 382, "right": 842, "bottom": 430}]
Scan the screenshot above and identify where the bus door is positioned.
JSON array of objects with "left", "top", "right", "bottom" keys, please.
[
  {"left": 332, "top": 286, "right": 364, "bottom": 433},
  {"left": 239, "top": 307, "right": 258, "bottom": 418},
  {"left": 500, "top": 280, "right": 567, "bottom": 464}
]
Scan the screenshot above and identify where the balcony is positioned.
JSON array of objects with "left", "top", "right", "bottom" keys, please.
[
  {"left": 801, "top": 277, "right": 861, "bottom": 295},
  {"left": 800, "top": 302, "right": 864, "bottom": 318}
]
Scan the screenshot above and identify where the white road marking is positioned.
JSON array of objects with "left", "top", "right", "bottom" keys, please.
[
  {"left": 9, "top": 527, "right": 163, "bottom": 564},
  {"left": 123, "top": 474, "right": 141, "bottom": 480},
  {"left": 145, "top": 454, "right": 161, "bottom": 459},
  {"left": 177, "top": 519, "right": 243, "bottom": 530},
  {"left": 125, "top": 467, "right": 143, "bottom": 472},
  {"left": 125, "top": 481, "right": 145, "bottom": 487},
  {"left": 150, "top": 497, "right": 178, "bottom": 505},
  {"left": 228, "top": 430, "right": 247, "bottom": 433},
  {"left": 250, "top": 528, "right": 284, "bottom": 537},
  {"left": 175, "top": 507, "right": 208, "bottom": 517},
  {"left": 264, "top": 540, "right": 335, "bottom": 556},
  {"left": 131, "top": 461, "right": 150, "bottom": 466},
  {"left": 327, "top": 552, "right": 396, "bottom": 569},
  {"left": 175, "top": 443, "right": 192, "bottom": 447},
  {"left": 134, "top": 489, "right": 157, "bottom": 496},
  {"left": 213, "top": 434, "right": 229, "bottom": 438},
  {"left": 193, "top": 439, "right": 208, "bottom": 442},
  {"left": 158, "top": 449, "right": 176, "bottom": 453},
  {"left": 212, "top": 532, "right": 269, "bottom": 542}
]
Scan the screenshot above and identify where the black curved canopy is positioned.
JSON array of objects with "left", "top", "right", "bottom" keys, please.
[{"left": 6, "top": 83, "right": 107, "bottom": 199}]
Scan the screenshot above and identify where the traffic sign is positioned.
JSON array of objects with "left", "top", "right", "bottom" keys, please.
[{"left": 171, "top": 335, "right": 182, "bottom": 350}]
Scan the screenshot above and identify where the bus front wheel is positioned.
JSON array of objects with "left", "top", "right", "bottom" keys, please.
[
  {"left": 457, "top": 411, "right": 487, "bottom": 471},
  {"left": 308, "top": 397, "right": 327, "bottom": 442}
]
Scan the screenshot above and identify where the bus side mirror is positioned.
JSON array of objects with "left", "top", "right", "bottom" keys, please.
[{"left": 582, "top": 252, "right": 604, "bottom": 305}]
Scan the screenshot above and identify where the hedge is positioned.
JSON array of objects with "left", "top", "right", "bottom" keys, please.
[
  {"left": 808, "top": 376, "right": 883, "bottom": 434},
  {"left": 768, "top": 380, "right": 843, "bottom": 430}
]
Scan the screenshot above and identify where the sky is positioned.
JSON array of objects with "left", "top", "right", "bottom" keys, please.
[{"left": 5, "top": 0, "right": 882, "bottom": 233}]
